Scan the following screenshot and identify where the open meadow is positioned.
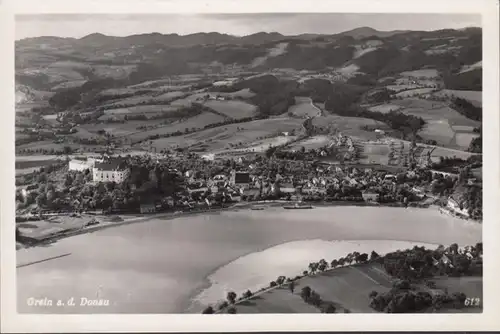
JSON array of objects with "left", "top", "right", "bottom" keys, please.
[
  {"left": 395, "top": 88, "right": 435, "bottom": 98},
  {"left": 222, "top": 135, "right": 297, "bottom": 154},
  {"left": 127, "top": 112, "right": 227, "bottom": 144},
  {"left": 400, "top": 69, "right": 439, "bottom": 78},
  {"left": 432, "top": 89, "right": 482, "bottom": 107},
  {"left": 99, "top": 105, "right": 179, "bottom": 120},
  {"left": 203, "top": 100, "right": 258, "bottom": 119},
  {"left": 391, "top": 98, "right": 480, "bottom": 149},
  {"left": 367, "top": 103, "right": 402, "bottom": 114},
  {"left": 287, "top": 135, "right": 331, "bottom": 151},
  {"left": 287, "top": 97, "right": 322, "bottom": 118},
  {"left": 16, "top": 140, "right": 80, "bottom": 152},
  {"left": 148, "top": 117, "right": 304, "bottom": 152},
  {"left": 312, "top": 115, "right": 391, "bottom": 141},
  {"left": 235, "top": 263, "right": 481, "bottom": 314}
]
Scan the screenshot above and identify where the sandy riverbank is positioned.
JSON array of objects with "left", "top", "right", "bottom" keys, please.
[
  {"left": 17, "top": 206, "right": 481, "bottom": 314},
  {"left": 189, "top": 239, "right": 441, "bottom": 312}
]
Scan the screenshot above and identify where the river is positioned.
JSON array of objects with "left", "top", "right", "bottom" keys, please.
[{"left": 16, "top": 206, "right": 481, "bottom": 314}]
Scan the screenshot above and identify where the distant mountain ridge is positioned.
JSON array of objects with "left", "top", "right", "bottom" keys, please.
[
  {"left": 17, "top": 26, "right": 480, "bottom": 47},
  {"left": 15, "top": 25, "right": 482, "bottom": 93}
]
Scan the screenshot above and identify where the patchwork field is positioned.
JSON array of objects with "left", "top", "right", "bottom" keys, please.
[
  {"left": 100, "top": 105, "right": 179, "bottom": 120},
  {"left": 394, "top": 99, "right": 478, "bottom": 126},
  {"left": 226, "top": 136, "right": 297, "bottom": 154},
  {"left": 101, "top": 96, "right": 156, "bottom": 108},
  {"left": 15, "top": 86, "right": 54, "bottom": 105},
  {"left": 452, "top": 125, "right": 476, "bottom": 132},
  {"left": 15, "top": 156, "right": 59, "bottom": 170},
  {"left": 16, "top": 102, "right": 51, "bottom": 115},
  {"left": 400, "top": 69, "right": 439, "bottom": 78},
  {"left": 367, "top": 104, "right": 402, "bottom": 114},
  {"left": 153, "top": 91, "right": 186, "bottom": 102},
  {"left": 390, "top": 98, "right": 480, "bottom": 149},
  {"left": 454, "top": 133, "right": 480, "bottom": 150},
  {"left": 287, "top": 97, "right": 321, "bottom": 118},
  {"left": 222, "top": 88, "right": 255, "bottom": 99},
  {"left": 128, "top": 80, "right": 191, "bottom": 90},
  {"left": 46, "top": 60, "right": 91, "bottom": 70},
  {"left": 92, "top": 65, "right": 137, "bottom": 80},
  {"left": 386, "top": 84, "right": 423, "bottom": 93},
  {"left": 16, "top": 140, "right": 74, "bottom": 151},
  {"left": 21, "top": 68, "right": 85, "bottom": 85},
  {"left": 148, "top": 117, "right": 304, "bottom": 152},
  {"left": 416, "top": 143, "right": 479, "bottom": 163},
  {"left": 432, "top": 89, "right": 482, "bottom": 107},
  {"left": 79, "top": 121, "right": 159, "bottom": 137},
  {"left": 312, "top": 115, "right": 391, "bottom": 141},
  {"left": 128, "top": 112, "right": 227, "bottom": 143},
  {"left": 51, "top": 80, "right": 88, "bottom": 91},
  {"left": 170, "top": 93, "right": 209, "bottom": 107},
  {"left": 67, "top": 127, "right": 97, "bottom": 140},
  {"left": 99, "top": 88, "right": 155, "bottom": 97},
  {"left": 419, "top": 121, "right": 457, "bottom": 146},
  {"left": 101, "top": 91, "right": 190, "bottom": 108},
  {"left": 288, "top": 135, "right": 331, "bottom": 151},
  {"left": 204, "top": 100, "right": 258, "bottom": 119},
  {"left": 395, "top": 88, "right": 435, "bottom": 98}
]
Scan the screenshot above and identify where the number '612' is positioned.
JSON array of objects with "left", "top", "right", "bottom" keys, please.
[{"left": 464, "top": 297, "right": 481, "bottom": 306}]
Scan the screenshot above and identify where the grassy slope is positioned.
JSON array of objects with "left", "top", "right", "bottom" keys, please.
[
  {"left": 149, "top": 117, "right": 303, "bottom": 152},
  {"left": 235, "top": 263, "right": 482, "bottom": 314},
  {"left": 203, "top": 100, "right": 258, "bottom": 119}
]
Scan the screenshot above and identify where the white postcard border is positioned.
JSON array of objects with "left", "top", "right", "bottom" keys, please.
[{"left": 1, "top": 0, "right": 499, "bottom": 332}]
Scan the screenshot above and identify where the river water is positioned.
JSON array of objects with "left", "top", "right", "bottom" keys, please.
[{"left": 16, "top": 206, "right": 481, "bottom": 314}]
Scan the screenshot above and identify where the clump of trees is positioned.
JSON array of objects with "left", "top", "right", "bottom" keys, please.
[
  {"left": 300, "top": 285, "right": 337, "bottom": 313},
  {"left": 468, "top": 126, "right": 482, "bottom": 153},
  {"left": 451, "top": 97, "right": 482, "bottom": 122},
  {"left": 369, "top": 283, "right": 468, "bottom": 313},
  {"left": 201, "top": 306, "right": 214, "bottom": 314},
  {"left": 381, "top": 243, "right": 482, "bottom": 282},
  {"left": 226, "top": 291, "right": 237, "bottom": 304}
]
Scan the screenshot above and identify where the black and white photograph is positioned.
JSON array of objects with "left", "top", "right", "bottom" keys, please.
[{"left": 2, "top": 0, "right": 500, "bottom": 332}]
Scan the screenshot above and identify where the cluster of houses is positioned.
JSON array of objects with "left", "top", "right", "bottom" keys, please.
[
  {"left": 432, "top": 245, "right": 482, "bottom": 271},
  {"left": 65, "top": 149, "right": 478, "bottom": 217},
  {"left": 181, "top": 161, "right": 435, "bottom": 205}
]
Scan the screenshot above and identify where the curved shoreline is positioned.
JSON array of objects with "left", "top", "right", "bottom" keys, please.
[
  {"left": 17, "top": 204, "right": 481, "bottom": 314},
  {"left": 16, "top": 200, "right": 479, "bottom": 250},
  {"left": 189, "top": 239, "right": 443, "bottom": 312}
]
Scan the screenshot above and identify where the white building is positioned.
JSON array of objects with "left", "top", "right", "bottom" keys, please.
[
  {"left": 201, "top": 153, "right": 215, "bottom": 161},
  {"left": 92, "top": 159, "right": 130, "bottom": 183},
  {"left": 69, "top": 159, "right": 92, "bottom": 171},
  {"left": 69, "top": 157, "right": 103, "bottom": 172}
]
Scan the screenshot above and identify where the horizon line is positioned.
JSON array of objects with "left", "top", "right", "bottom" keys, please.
[{"left": 15, "top": 25, "right": 481, "bottom": 42}]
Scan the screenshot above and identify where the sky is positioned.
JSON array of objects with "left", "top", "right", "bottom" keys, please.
[{"left": 15, "top": 13, "right": 481, "bottom": 40}]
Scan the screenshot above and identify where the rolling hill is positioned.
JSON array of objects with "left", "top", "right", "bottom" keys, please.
[{"left": 15, "top": 26, "right": 483, "bottom": 156}]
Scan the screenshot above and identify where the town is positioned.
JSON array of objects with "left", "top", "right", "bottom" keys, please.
[
  {"left": 13, "top": 15, "right": 485, "bottom": 318},
  {"left": 15, "top": 130, "right": 482, "bottom": 227}
]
